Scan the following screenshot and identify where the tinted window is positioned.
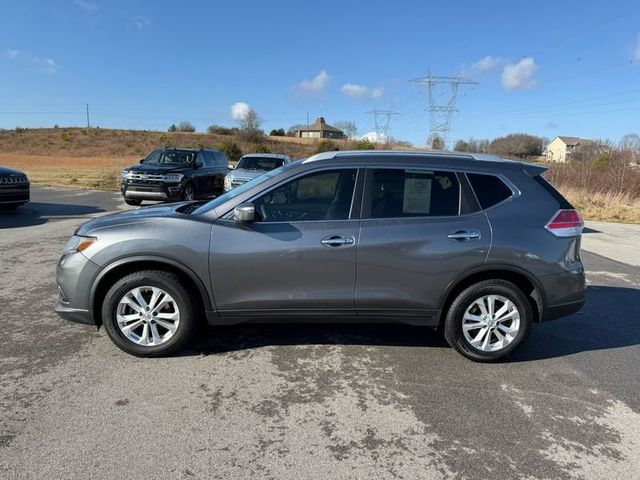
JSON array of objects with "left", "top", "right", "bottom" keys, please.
[
  {"left": 216, "top": 153, "right": 228, "bottom": 168},
  {"left": 146, "top": 150, "right": 195, "bottom": 166},
  {"left": 198, "top": 152, "right": 212, "bottom": 167},
  {"left": 467, "top": 173, "right": 513, "bottom": 209},
  {"left": 368, "top": 169, "right": 460, "bottom": 218},
  {"left": 238, "top": 157, "right": 285, "bottom": 171},
  {"left": 253, "top": 169, "right": 357, "bottom": 222},
  {"left": 145, "top": 150, "right": 161, "bottom": 163},
  {"left": 534, "top": 175, "right": 573, "bottom": 209}
]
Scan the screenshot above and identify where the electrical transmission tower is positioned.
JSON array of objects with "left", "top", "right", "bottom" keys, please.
[
  {"left": 410, "top": 73, "right": 477, "bottom": 149},
  {"left": 366, "top": 108, "right": 399, "bottom": 146}
]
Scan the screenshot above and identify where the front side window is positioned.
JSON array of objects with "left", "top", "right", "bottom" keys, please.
[
  {"left": 253, "top": 169, "right": 357, "bottom": 222},
  {"left": 367, "top": 169, "right": 460, "bottom": 218}
]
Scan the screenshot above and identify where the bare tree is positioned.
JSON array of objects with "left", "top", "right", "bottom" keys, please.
[
  {"left": 430, "top": 135, "right": 445, "bottom": 150},
  {"left": 488, "top": 133, "right": 544, "bottom": 158},
  {"left": 237, "top": 108, "right": 264, "bottom": 142},
  {"left": 334, "top": 121, "right": 358, "bottom": 140},
  {"left": 176, "top": 121, "right": 196, "bottom": 133}
]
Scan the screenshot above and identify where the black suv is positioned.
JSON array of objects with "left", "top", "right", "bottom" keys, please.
[
  {"left": 0, "top": 166, "right": 30, "bottom": 209},
  {"left": 121, "top": 148, "right": 229, "bottom": 206}
]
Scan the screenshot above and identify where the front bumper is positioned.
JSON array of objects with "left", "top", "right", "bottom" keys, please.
[
  {"left": 0, "top": 185, "right": 30, "bottom": 205},
  {"left": 54, "top": 301, "right": 94, "bottom": 325},
  {"left": 55, "top": 251, "right": 101, "bottom": 325},
  {"left": 121, "top": 180, "right": 184, "bottom": 201}
]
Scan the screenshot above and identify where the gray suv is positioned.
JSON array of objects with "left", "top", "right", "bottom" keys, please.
[
  {"left": 55, "top": 151, "right": 586, "bottom": 361},
  {"left": 224, "top": 153, "right": 290, "bottom": 192}
]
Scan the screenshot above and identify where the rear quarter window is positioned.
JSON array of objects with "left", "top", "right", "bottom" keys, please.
[
  {"left": 533, "top": 175, "right": 573, "bottom": 209},
  {"left": 467, "top": 173, "right": 513, "bottom": 210}
]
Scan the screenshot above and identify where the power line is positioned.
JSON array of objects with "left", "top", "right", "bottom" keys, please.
[
  {"left": 410, "top": 72, "right": 478, "bottom": 149},
  {"left": 365, "top": 108, "right": 400, "bottom": 145}
]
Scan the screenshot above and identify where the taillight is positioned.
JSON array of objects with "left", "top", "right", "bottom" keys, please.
[{"left": 545, "top": 209, "right": 584, "bottom": 237}]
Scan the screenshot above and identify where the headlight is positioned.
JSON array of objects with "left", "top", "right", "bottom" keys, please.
[
  {"left": 121, "top": 170, "right": 133, "bottom": 180},
  {"left": 163, "top": 173, "right": 184, "bottom": 183},
  {"left": 63, "top": 235, "right": 97, "bottom": 255},
  {"left": 224, "top": 176, "right": 233, "bottom": 189}
]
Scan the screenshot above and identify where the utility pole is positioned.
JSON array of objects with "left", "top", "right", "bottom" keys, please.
[
  {"left": 410, "top": 72, "right": 477, "bottom": 149},
  {"left": 85, "top": 103, "right": 91, "bottom": 129},
  {"left": 365, "top": 108, "right": 399, "bottom": 147}
]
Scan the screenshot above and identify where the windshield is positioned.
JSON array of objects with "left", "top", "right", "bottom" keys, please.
[
  {"left": 147, "top": 150, "right": 195, "bottom": 166},
  {"left": 237, "top": 157, "right": 284, "bottom": 171},
  {"left": 193, "top": 163, "right": 291, "bottom": 215}
]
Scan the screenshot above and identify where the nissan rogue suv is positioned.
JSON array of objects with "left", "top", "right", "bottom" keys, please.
[
  {"left": 56, "top": 151, "right": 585, "bottom": 361},
  {"left": 120, "top": 148, "right": 228, "bottom": 205}
]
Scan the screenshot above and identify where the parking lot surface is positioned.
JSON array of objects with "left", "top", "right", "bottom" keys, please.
[{"left": 1, "top": 187, "right": 639, "bottom": 479}]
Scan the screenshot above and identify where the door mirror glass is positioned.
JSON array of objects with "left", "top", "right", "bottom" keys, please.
[{"left": 234, "top": 203, "right": 255, "bottom": 223}]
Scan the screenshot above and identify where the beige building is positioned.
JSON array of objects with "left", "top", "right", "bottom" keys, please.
[
  {"left": 544, "top": 136, "right": 593, "bottom": 163},
  {"left": 296, "top": 117, "right": 345, "bottom": 140}
]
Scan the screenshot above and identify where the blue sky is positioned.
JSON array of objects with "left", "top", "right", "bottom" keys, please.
[{"left": 1, "top": 0, "right": 639, "bottom": 146}]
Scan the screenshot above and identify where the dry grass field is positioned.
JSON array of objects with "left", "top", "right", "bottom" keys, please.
[{"left": 1, "top": 128, "right": 639, "bottom": 223}]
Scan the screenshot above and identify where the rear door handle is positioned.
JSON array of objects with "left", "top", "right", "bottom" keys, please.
[
  {"left": 448, "top": 230, "right": 481, "bottom": 241},
  {"left": 321, "top": 235, "right": 355, "bottom": 247}
]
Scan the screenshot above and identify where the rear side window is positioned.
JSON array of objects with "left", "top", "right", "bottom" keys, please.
[
  {"left": 533, "top": 175, "right": 573, "bottom": 209},
  {"left": 467, "top": 173, "right": 513, "bottom": 210},
  {"left": 368, "top": 169, "right": 460, "bottom": 218}
]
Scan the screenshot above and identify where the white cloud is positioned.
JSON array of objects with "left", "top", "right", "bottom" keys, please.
[
  {"left": 470, "top": 55, "right": 504, "bottom": 74},
  {"left": 341, "top": 83, "right": 384, "bottom": 100},
  {"left": 230, "top": 102, "right": 251, "bottom": 121},
  {"left": 129, "top": 15, "right": 150, "bottom": 31},
  {"left": 634, "top": 33, "right": 640, "bottom": 62},
  {"left": 360, "top": 131, "right": 386, "bottom": 143},
  {"left": 33, "top": 57, "right": 57, "bottom": 74},
  {"left": 74, "top": 0, "right": 98, "bottom": 12},
  {"left": 501, "top": 57, "right": 538, "bottom": 91},
  {"left": 6, "top": 49, "right": 21, "bottom": 60},
  {"left": 291, "top": 70, "right": 330, "bottom": 95}
]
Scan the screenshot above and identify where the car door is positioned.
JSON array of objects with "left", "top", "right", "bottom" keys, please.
[
  {"left": 209, "top": 167, "right": 362, "bottom": 317},
  {"left": 355, "top": 167, "right": 491, "bottom": 321}
]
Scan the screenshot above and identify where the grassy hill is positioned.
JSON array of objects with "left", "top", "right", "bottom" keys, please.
[
  {"left": 0, "top": 127, "right": 334, "bottom": 159},
  {"left": 0, "top": 127, "right": 354, "bottom": 190}
]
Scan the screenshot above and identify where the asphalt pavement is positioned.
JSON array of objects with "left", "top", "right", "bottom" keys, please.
[{"left": 1, "top": 186, "right": 639, "bottom": 480}]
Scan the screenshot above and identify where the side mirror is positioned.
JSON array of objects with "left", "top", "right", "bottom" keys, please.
[
  {"left": 194, "top": 161, "right": 204, "bottom": 169},
  {"left": 227, "top": 163, "right": 235, "bottom": 170},
  {"left": 139, "top": 158, "right": 146, "bottom": 163},
  {"left": 234, "top": 203, "right": 255, "bottom": 223}
]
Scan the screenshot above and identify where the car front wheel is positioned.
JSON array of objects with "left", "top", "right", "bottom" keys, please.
[
  {"left": 183, "top": 183, "right": 195, "bottom": 201},
  {"left": 101, "top": 270, "right": 196, "bottom": 356},
  {"left": 444, "top": 280, "right": 532, "bottom": 362}
]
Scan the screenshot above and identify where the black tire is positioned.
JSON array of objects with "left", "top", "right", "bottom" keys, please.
[
  {"left": 183, "top": 183, "right": 195, "bottom": 201},
  {"left": 125, "top": 198, "right": 142, "bottom": 206},
  {"left": 443, "top": 280, "right": 532, "bottom": 362},
  {"left": 101, "top": 270, "right": 196, "bottom": 357}
]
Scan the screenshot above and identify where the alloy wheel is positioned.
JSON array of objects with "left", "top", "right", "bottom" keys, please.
[
  {"left": 462, "top": 294, "right": 520, "bottom": 352},
  {"left": 116, "top": 286, "right": 180, "bottom": 346}
]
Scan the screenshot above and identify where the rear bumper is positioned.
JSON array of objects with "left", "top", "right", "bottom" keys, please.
[
  {"left": 541, "top": 299, "right": 585, "bottom": 321},
  {"left": 538, "top": 267, "right": 586, "bottom": 321}
]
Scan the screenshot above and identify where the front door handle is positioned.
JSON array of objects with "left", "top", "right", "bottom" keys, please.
[
  {"left": 448, "top": 230, "right": 481, "bottom": 241},
  {"left": 321, "top": 235, "right": 355, "bottom": 247}
]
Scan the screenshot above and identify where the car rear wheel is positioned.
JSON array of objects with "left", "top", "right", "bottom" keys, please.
[
  {"left": 125, "top": 198, "right": 142, "bottom": 206},
  {"left": 444, "top": 280, "right": 532, "bottom": 362},
  {"left": 101, "top": 270, "right": 196, "bottom": 357}
]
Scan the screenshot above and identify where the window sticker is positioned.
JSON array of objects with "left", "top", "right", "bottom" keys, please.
[{"left": 403, "top": 177, "right": 431, "bottom": 214}]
